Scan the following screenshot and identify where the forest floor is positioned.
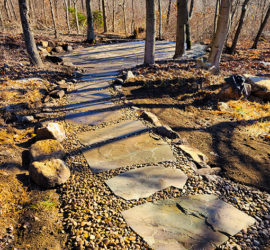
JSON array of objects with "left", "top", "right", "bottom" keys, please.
[
  {"left": 123, "top": 40, "right": 270, "bottom": 192},
  {"left": 0, "top": 29, "right": 269, "bottom": 249}
]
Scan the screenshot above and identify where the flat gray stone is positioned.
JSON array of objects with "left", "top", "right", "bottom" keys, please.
[
  {"left": 122, "top": 195, "right": 255, "bottom": 250},
  {"left": 79, "top": 121, "right": 175, "bottom": 173},
  {"left": 78, "top": 120, "right": 147, "bottom": 145},
  {"left": 105, "top": 165, "right": 188, "bottom": 200}
]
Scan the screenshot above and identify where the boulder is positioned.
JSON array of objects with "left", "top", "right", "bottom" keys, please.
[
  {"left": 123, "top": 71, "right": 135, "bottom": 81},
  {"left": 50, "top": 89, "right": 65, "bottom": 98},
  {"left": 245, "top": 75, "right": 270, "bottom": 101},
  {"left": 53, "top": 46, "right": 64, "bottom": 53},
  {"left": 45, "top": 55, "right": 63, "bottom": 64},
  {"left": 139, "top": 110, "right": 161, "bottom": 126},
  {"left": 40, "top": 41, "right": 49, "bottom": 48},
  {"left": 36, "top": 122, "right": 66, "bottom": 142},
  {"left": 29, "top": 159, "right": 70, "bottom": 188},
  {"left": 179, "top": 144, "right": 208, "bottom": 166},
  {"left": 218, "top": 84, "right": 241, "bottom": 100},
  {"left": 30, "top": 139, "right": 65, "bottom": 161}
]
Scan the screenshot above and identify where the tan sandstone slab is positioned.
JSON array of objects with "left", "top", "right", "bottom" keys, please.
[
  {"left": 105, "top": 165, "right": 188, "bottom": 200},
  {"left": 122, "top": 195, "right": 255, "bottom": 250},
  {"left": 80, "top": 121, "right": 175, "bottom": 173}
]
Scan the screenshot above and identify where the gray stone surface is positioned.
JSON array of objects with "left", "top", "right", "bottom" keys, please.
[
  {"left": 80, "top": 123, "right": 175, "bottom": 173},
  {"left": 105, "top": 165, "right": 188, "bottom": 200},
  {"left": 78, "top": 120, "right": 147, "bottom": 145},
  {"left": 122, "top": 195, "right": 255, "bottom": 250}
]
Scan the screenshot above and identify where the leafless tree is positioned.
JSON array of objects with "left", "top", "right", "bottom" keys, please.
[
  {"left": 102, "top": 0, "right": 107, "bottom": 32},
  {"left": 208, "top": 0, "right": 232, "bottom": 72},
  {"left": 63, "top": 0, "right": 71, "bottom": 33},
  {"left": 18, "top": 0, "right": 43, "bottom": 66},
  {"left": 49, "top": 0, "right": 58, "bottom": 38},
  {"left": 86, "top": 0, "right": 95, "bottom": 42},
  {"left": 144, "top": 0, "right": 156, "bottom": 65}
]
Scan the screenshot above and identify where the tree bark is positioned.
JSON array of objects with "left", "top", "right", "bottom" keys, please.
[
  {"left": 158, "top": 0, "right": 162, "bottom": 40},
  {"left": 63, "top": 0, "right": 71, "bottom": 33},
  {"left": 73, "top": 0, "right": 80, "bottom": 34},
  {"left": 42, "top": 0, "right": 47, "bottom": 25},
  {"left": 208, "top": 0, "right": 232, "bottom": 71},
  {"left": 122, "top": 0, "right": 127, "bottom": 36},
  {"left": 49, "top": 0, "right": 58, "bottom": 38},
  {"left": 251, "top": 4, "right": 270, "bottom": 49},
  {"left": 131, "top": 0, "right": 135, "bottom": 33},
  {"left": 86, "top": 0, "right": 95, "bottom": 42},
  {"left": 166, "top": 0, "right": 172, "bottom": 27},
  {"left": 18, "top": 0, "right": 43, "bottom": 66},
  {"left": 229, "top": 0, "right": 250, "bottom": 54},
  {"left": 213, "top": 0, "right": 220, "bottom": 34},
  {"left": 112, "top": 0, "right": 116, "bottom": 32},
  {"left": 102, "top": 0, "right": 107, "bottom": 33},
  {"left": 144, "top": 0, "right": 156, "bottom": 65},
  {"left": 174, "top": 0, "right": 188, "bottom": 59}
]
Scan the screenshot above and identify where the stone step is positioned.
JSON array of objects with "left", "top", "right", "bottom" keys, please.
[
  {"left": 122, "top": 194, "right": 256, "bottom": 249},
  {"left": 105, "top": 165, "right": 188, "bottom": 200},
  {"left": 77, "top": 120, "right": 176, "bottom": 173}
]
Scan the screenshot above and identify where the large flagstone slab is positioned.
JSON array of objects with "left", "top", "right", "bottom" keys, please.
[
  {"left": 105, "top": 165, "right": 188, "bottom": 200},
  {"left": 122, "top": 194, "right": 255, "bottom": 250},
  {"left": 79, "top": 121, "right": 175, "bottom": 173},
  {"left": 78, "top": 120, "right": 147, "bottom": 145}
]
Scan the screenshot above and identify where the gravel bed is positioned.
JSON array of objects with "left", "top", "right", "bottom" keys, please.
[{"left": 57, "top": 80, "right": 270, "bottom": 249}]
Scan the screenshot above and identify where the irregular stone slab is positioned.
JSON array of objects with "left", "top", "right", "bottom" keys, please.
[
  {"left": 29, "top": 159, "right": 70, "bottom": 188},
  {"left": 177, "top": 194, "right": 256, "bottom": 236},
  {"left": 122, "top": 195, "right": 255, "bottom": 250},
  {"left": 82, "top": 132, "right": 175, "bottom": 173},
  {"left": 78, "top": 120, "right": 147, "bottom": 145},
  {"left": 179, "top": 144, "right": 208, "bottom": 166},
  {"left": 105, "top": 165, "right": 187, "bottom": 200}
]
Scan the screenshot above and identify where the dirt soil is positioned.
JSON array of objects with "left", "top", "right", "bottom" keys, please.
[{"left": 123, "top": 41, "right": 270, "bottom": 192}]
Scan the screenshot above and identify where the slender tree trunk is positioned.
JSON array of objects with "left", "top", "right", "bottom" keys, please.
[
  {"left": 208, "top": 0, "right": 232, "bottom": 71},
  {"left": 174, "top": 0, "right": 188, "bottom": 59},
  {"left": 81, "top": 0, "right": 85, "bottom": 11},
  {"left": 166, "top": 0, "right": 172, "bottom": 27},
  {"left": 86, "top": 0, "right": 95, "bottom": 42},
  {"left": 49, "top": 0, "right": 58, "bottom": 38},
  {"left": 42, "top": 0, "right": 47, "bottom": 25},
  {"left": 112, "top": 0, "right": 116, "bottom": 32},
  {"left": 131, "top": 0, "right": 135, "bottom": 33},
  {"left": 185, "top": 0, "right": 194, "bottom": 50},
  {"left": 189, "top": 0, "right": 194, "bottom": 17},
  {"left": 158, "top": 0, "right": 162, "bottom": 40},
  {"left": 74, "top": 0, "right": 80, "bottom": 34},
  {"left": 4, "top": 0, "right": 11, "bottom": 21},
  {"left": 54, "top": 0, "right": 59, "bottom": 20},
  {"left": 144, "top": 0, "right": 156, "bottom": 65},
  {"left": 229, "top": 0, "right": 250, "bottom": 54},
  {"left": 251, "top": 4, "right": 270, "bottom": 49},
  {"left": 213, "top": 0, "right": 220, "bottom": 34},
  {"left": 122, "top": 0, "right": 127, "bottom": 36},
  {"left": 63, "top": 0, "right": 71, "bottom": 34},
  {"left": 9, "top": 0, "right": 17, "bottom": 19},
  {"left": 18, "top": 0, "right": 43, "bottom": 66},
  {"left": 102, "top": 0, "right": 107, "bottom": 32}
]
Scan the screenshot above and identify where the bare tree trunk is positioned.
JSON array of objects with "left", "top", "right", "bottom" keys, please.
[
  {"left": 174, "top": 0, "right": 188, "bottom": 59},
  {"left": 9, "top": 0, "right": 17, "bottom": 19},
  {"left": 49, "top": 0, "right": 58, "bottom": 38},
  {"left": 63, "top": 0, "right": 71, "bottom": 34},
  {"left": 54, "top": 0, "right": 59, "bottom": 20},
  {"left": 42, "top": 0, "right": 47, "bottom": 25},
  {"left": 185, "top": 0, "right": 194, "bottom": 50},
  {"left": 102, "top": 0, "right": 107, "bottom": 32},
  {"left": 4, "top": 0, "right": 11, "bottom": 21},
  {"left": 208, "top": 0, "right": 232, "bottom": 71},
  {"left": 213, "top": 0, "right": 220, "bottom": 34},
  {"left": 144, "top": 0, "right": 156, "bottom": 65},
  {"left": 81, "top": 0, "right": 85, "bottom": 11},
  {"left": 158, "top": 0, "right": 162, "bottom": 40},
  {"left": 74, "top": 0, "right": 80, "bottom": 34},
  {"left": 112, "top": 0, "right": 116, "bottom": 32},
  {"left": 86, "top": 0, "right": 95, "bottom": 42},
  {"left": 166, "top": 0, "right": 172, "bottom": 27},
  {"left": 251, "top": 4, "right": 270, "bottom": 49},
  {"left": 229, "top": 0, "right": 250, "bottom": 54},
  {"left": 131, "top": 0, "right": 135, "bottom": 33},
  {"left": 122, "top": 0, "right": 127, "bottom": 36},
  {"left": 18, "top": 0, "right": 43, "bottom": 66}
]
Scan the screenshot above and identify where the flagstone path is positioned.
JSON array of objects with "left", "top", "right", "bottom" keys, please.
[{"left": 63, "top": 41, "right": 256, "bottom": 249}]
